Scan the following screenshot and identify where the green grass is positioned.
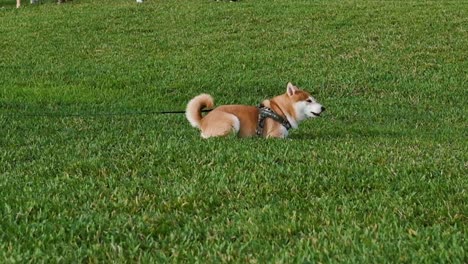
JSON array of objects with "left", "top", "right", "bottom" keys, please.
[{"left": 1, "top": 0, "right": 467, "bottom": 262}]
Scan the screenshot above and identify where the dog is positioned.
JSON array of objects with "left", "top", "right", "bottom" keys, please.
[{"left": 186, "top": 82, "right": 325, "bottom": 138}]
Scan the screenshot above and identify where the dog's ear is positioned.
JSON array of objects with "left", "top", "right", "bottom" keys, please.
[{"left": 287, "top": 82, "right": 298, "bottom": 96}]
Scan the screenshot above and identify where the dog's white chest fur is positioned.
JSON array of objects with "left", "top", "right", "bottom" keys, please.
[{"left": 279, "top": 126, "right": 289, "bottom": 138}]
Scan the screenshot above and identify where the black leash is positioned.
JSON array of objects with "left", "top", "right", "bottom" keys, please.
[
  {"left": 1, "top": 109, "right": 213, "bottom": 118},
  {"left": 154, "top": 109, "right": 213, "bottom": 115}
]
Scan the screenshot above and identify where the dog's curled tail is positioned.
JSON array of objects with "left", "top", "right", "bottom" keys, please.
[{"left": 186, "top": 94, "right": 214, "bottom": 129}]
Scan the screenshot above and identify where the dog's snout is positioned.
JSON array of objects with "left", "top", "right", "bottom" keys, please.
[{"left": 321, "top": 106, "right": 326, "bottom": 112}]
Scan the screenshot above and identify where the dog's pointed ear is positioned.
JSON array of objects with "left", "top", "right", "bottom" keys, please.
[{"left": 287, "top": 82, "right": 298, "bottom": 96}]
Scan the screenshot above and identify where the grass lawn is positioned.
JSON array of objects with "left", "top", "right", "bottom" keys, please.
[{"left": 1, "top": 0, "right": 467, "bottom": 262}]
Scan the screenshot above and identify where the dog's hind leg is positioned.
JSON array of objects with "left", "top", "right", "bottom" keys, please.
[{"left": 200, "top": 112, "right": 240, "bottom": 138}]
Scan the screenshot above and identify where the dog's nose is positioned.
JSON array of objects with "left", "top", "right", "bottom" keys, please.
[{"left": 321, "top": 106, "right": 326, "bottom": 112}]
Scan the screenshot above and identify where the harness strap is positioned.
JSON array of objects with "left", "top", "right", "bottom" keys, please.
[{"left": 256, "top": 105, "right": 292, "bottom": 136}]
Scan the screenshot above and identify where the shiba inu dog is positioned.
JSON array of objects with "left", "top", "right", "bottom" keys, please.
[{"left": 186, "top": 82, "right": 325, "bottom": 138}]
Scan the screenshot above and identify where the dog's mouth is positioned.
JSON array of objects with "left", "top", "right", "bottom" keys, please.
[{"left": 311, "top": 112, "right": 321, "bottom": 117}]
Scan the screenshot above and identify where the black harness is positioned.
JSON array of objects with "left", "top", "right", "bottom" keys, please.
[{"left": 256, "top": 105, "right": 292, "bottom": 136}]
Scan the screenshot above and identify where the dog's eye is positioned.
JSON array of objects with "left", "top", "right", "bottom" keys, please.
[{"left": 306, "top": 99, "right": 313, "bottom": 103}]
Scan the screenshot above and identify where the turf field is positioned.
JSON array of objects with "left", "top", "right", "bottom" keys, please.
[{"left": 0, "top": 0, "right": 467, "bottom": 262}]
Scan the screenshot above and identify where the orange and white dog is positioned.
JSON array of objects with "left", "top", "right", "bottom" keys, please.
[{"left": 186, "top": 82, "right": 325, "bottom": 138}]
